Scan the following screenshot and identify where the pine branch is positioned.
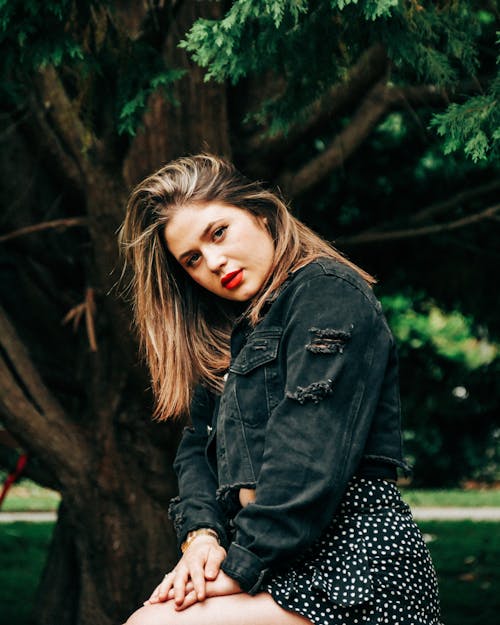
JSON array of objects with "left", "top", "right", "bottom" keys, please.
[
  {"left": 337, "top": 204, "right": 500, "bottom": 246},
  {"left": 0, "top": 217, "right": 88, "bottom": 243},
  {"left": 280, "top": 81, "right": 447, "bottom": 198},
  {"left": 0, "top": 307, "right": 91, "bottom": 487}
]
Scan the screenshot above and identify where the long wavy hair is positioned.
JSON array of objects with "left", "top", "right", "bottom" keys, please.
[{"left": 119, "top": 154, "right": 375, "bottom": 420}]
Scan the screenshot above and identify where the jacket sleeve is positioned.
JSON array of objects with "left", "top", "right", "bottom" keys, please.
[
  {"left": 221, "top": 274, "right": 393, "bottom": 593},
  {"left": 168, "top": 384, "right": 229, "bottom": 549}
]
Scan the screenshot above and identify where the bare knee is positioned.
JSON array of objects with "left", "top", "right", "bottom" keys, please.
[{"left": 123, "top": 603, "right": 176, "bottom": 625}]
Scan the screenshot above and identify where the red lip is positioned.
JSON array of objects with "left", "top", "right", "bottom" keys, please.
[{"left": 221, "top": 269, "right": 243, "bottom": 289}]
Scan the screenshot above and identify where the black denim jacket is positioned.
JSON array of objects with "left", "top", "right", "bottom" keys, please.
[{"left": 168, "top": 258, "right": 410, "bottom": 594}]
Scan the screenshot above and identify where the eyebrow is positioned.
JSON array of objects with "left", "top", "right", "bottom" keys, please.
[{"left": 178, "top": 221, "right": 219, "bottom": 262}]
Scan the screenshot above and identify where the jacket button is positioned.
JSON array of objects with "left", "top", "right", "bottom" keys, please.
[{"left": 207, "top": 425, "right": 213, "bottom": 435}]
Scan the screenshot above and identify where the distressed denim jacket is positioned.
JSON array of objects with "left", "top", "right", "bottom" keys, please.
[{"left": 168, "top": 258, "right": 410, "bottom": 594}]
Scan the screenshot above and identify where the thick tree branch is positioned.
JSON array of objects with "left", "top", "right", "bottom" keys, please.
[
  {"left": 279, "top": 81, "right": 447, "bottom": 198},
  {"left": 246, "top": 43, "right": 388, "bottom": 163},
  {"left": 0, "top": 217, "right": 88, "bottom": 243},
  {"left": 35, "top": 66, "right": 103, "bottom": 176},
  {"left": 407, "top": 179, "right": 500, "bottom": 225},
  {"left": 0, "top": 307, "right": 91, "bottom": 486},
  {"left": 349, "top": 179, "right": 500, "bottom": 240},
  {"left": 337, "top": 204, "right": 500, "bottom": 246},
  {"left": 25, "top": 95, "right": 85, "bottom": 192}
]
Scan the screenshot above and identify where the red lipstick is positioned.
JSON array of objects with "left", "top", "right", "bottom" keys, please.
[{"left": 221, "top": 269, "right": 243, "bottom": 289}]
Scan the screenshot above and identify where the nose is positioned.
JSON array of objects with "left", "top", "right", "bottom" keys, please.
[{"left": 204, "top": 248, "right": 227, "bottom": 273}]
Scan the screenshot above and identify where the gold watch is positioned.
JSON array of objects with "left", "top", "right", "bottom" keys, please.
[{"left": 181, "top": 528, "right": 220, "bottom": 553}]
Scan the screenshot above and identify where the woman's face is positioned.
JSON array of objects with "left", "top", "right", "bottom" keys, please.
[{"left": 164, "top": 202, "right": 275, "bottom": 301}]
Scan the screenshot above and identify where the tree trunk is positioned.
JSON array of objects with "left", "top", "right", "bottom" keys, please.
[{"left": 0, "top": 3, "right": 231, "bottom": 624}]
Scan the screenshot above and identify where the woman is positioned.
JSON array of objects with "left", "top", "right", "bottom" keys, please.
[{"left": 120, "top": 154, "right": 441, "bottom": 625}]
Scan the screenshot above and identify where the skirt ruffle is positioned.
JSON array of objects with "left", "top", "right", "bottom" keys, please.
[{"left": 262, "top": 477, "right": 442, "bottom": 625}]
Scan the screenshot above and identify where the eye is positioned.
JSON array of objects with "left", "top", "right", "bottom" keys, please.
[
  {"left": 186, "top": 252, "right": 201, "bottom": 268},
  {"left": 213, "top": 225, "right": 227, "bottom": 240}
]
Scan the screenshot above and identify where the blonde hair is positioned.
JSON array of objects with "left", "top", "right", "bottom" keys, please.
[{"left": 119, "top": 154, "right": 375, "bottom": 420}]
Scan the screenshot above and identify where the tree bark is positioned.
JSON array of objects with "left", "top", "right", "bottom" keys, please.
[
  {"left": 123, "top": 0, "right": 231, "bottom": 187},
  {"left": 0, "top": 3, "right": 231, "bottom": 624}
]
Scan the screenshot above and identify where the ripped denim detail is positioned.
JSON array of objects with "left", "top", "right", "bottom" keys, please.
[
  {"left": 306, "top": 326, "right": 352, "bottom": 354},
  {"left": 167, "top": 496, "right": 184, "bottom": 534},
  {"left": 286, "top": 379, "right": 334, "bottom": 404},
  {"left": 216, "top": 482, "right": 256, "bottom": 518}
]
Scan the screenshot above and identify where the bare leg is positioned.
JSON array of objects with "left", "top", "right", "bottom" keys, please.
[{"left": 124, "top": 592, "right": 312, "bottom": 625}]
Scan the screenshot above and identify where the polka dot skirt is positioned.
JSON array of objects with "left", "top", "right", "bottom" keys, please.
[{"left": 262, "top": 477, "right": 442, "bottom": 625}]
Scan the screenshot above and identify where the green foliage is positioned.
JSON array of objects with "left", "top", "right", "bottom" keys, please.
[
  {"left": 1, "top": 0, "right": 493, "bottom": 147},
  {"left": 382, "top": 2, "right": 481, "bottom": 84},
  {"left": 181, "top": 0, "right": 484, "bottom": 138},
  {"left": 331, "top": 0, "right": 399, "bottom": 21},
  {"left": 116, "top": 50, "right": 185, "bottom": 136},
  {"left": 382, "top": 294, "right": 498, "bottom": 369},
  {"left": 0, "top": 0, "right": 183, "bottom": 136},
  {"left": 430, "top": 84, "right": 499, "bottom": 163},
  {"left": 427, "top": 21, "right": 498, "bottom": 162},
  {"left": 380, "top": 294, "right": 500, "bottom": 486},
  {"left": 0, "top": 0, "right": 82, "bottom": 69},
  {"left": 179, "top": 0, "right": 309, "bottom": 84}
]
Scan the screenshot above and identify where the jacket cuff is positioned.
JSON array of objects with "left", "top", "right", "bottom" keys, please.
[
  {"left": 168, "top": 497, "right": 229, "bottom": 550},
  {"left": 221, "top": 543, "right": 269, "bottom": 595}
]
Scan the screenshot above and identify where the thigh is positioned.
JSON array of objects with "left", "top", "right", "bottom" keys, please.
[{"left": 124, "top": 592, "right": 312, "bottom": 625}]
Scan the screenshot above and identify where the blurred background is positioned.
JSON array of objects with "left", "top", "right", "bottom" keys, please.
[{"left": 0, "top": 1, "right": 498, "bottom": 624}]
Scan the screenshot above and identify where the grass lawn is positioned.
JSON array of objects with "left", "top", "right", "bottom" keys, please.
[
  {"left": 3, "top": 478, "right": 500, "bottom": 513},
  {"left": 0, "top": 522, "right": 54, "bottom": 625},
  {"left": 401, "top": 488, "right": 500, "bottom": 508},
  {"left": 0, "top": 520, "right": 499, "bottom": 625},
  {"left": 421, "top": 521, "right": 500, "bottom": 625},
  {"left": 1, "top": 479, "right": 60, "bottom": 512}
]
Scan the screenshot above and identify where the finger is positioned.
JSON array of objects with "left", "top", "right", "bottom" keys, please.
[
  {"left": 146, "top": 583, "right": 163, "bottom": 604},
  {"left": 204, "top": 547, "right": 225, "bottom": 580},
  {"left": 158, "top": 572, "right": 175, "bottom": 601},
  {"left": 173, "top": 567, "right": 189, "bottom": 605},
  {"left": 167, "top": 580, "right": 193, "bottom": 601},
  {"left": 174, "top": 589, "right": 198, "bottom": 611},
  {"left": 189, "top": 561, "right": 207, "bottom": 601}
]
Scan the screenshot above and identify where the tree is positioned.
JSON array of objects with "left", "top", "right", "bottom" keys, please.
[{"left": 0, "top": 1, "right": 498, "bottom": 623}]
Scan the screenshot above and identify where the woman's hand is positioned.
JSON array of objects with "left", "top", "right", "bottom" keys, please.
[
  {"left": 167, "top": 569, "right": 243, "bottom": 611},
  {"left": 145, "top": 535, "right": 226, "bottom": 606}
]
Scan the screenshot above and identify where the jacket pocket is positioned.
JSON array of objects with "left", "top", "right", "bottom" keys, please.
[
  {"left": 229, "top": 328, "right": 281, "bottom": 374},
  {"left": 227, "top": 327, "right": 282, "bottom": 426}
]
